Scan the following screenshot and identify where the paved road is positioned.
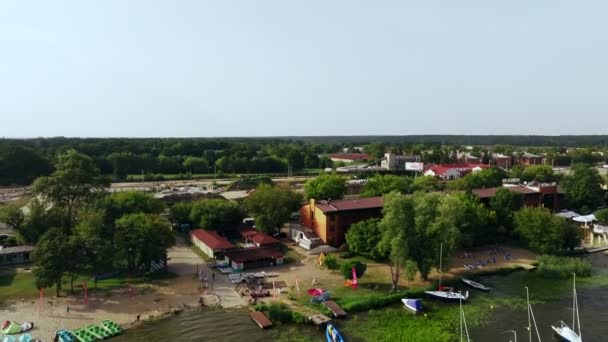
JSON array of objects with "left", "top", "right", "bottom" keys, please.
[{"left": 167, "top": 236, "right": 246, "bottom": 308}]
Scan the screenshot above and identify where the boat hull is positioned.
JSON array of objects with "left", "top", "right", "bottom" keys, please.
[
  {"left": 551, "top": 324, "right": 582, "bottom": 342},
  {"left": 424, "top": 291, "right": 468, "bottom": 302}
]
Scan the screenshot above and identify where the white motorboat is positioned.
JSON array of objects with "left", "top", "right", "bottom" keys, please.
[
  {"left": 401, "top": 298, "right": 423, "bottom": 314},
  {"left": 461, "top": 278, "right": 491, "bottom": 291},
  {"left": 551, "top": 274, "right": 582, "bottom": 342},
  {"left": 425, "top": 288, "right": 469, "bottom": 302}
]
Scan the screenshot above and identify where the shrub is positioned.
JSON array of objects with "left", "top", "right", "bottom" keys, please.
[
  {"left": 323, "top": 254, "right": 339, "bottom": 270},
  {"left": 536, "top": 255, "right": 592, "bottom": 278},
  {"left": 339, "top": 289, "right": 426, "bottom": 312},
  {"left": 255, "top": 302, "right": 304, "bottom": 324},
  {"left": 340, "top": 260, "right": 367, "bottom": 280}
]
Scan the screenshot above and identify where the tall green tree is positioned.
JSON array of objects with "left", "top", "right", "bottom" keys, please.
[
  {"left": 515, "top": 207, "right": 581, "bottom": 254},
  {"left": 521, "top": 165, "right": 556, "bottom": 182},
  {"left": 244, "top": 184, "right": 302, "bottom": 234},
  {"left": 411, "top": 175, "right": 442, "bottom": 193},
  {"left": 189, "top": 199, "right": 244, "bottom": 231},
  {"left": 304, "top": 174, "right": 346, "bottom": 200},
  {"left": 490, "top": 188, "right": 523, "bottom": 238},
  {"left": 378, "top": 192, "right": 416, "bottom": 291},
  {"left": 19, "top": 199, "right": 63, "bottom": 244},
  {"left": 345, "top": 218, "right": 385, "bottom": 260},
  {"left": 33, "top": 149, "right": 107, "bottom": 227},
  {"left": 33, "top": 227, "right": 69, "bottom": 297},
  {"left": 73, "top": 209, "right": 114, "bottom": 288},
  {"left": 99, "top": 191, "right": 164, "bottom": 225},
  {"left": 169, "top": 202, "right": 194, "bottom": 226},
  {"left": 361, "top": 174, "right": 412, "bottom": 197},
  {"left": 182, "top": 156, "right": 209, "bottom": 174},
  {"left": 114, "top": 213, "right": 175, "bottom": 273},
  {"left": 561, "top": 164, "right": 605, "bottom": 212},
  {"left": 0, "top": 204, "right": 24, "bottom": 232}
]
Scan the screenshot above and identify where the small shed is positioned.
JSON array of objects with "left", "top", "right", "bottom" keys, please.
[
  {"left": 223, "top": 248, "right": 284, "bottom": 271},
  {"left": 289, "top": 225, "right": 321, "bottom": 250},
  {"left": 238, "top": 226, "right": 280, "bottom": 248},
  {"left": 0, "top": 246, "right": 35, "bottom": 266},
  {"left": 190, "top": 229, "right": 234, "bottom": 259}
]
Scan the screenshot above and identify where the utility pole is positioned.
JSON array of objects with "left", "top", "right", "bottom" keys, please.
[{"left": 141, "top": 169, "right": 144, "bottom": 184}]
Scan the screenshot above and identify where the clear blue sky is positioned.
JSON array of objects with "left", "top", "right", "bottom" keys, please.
[{"left": 1, "top": 1, "right": 606, "bottom": 137}]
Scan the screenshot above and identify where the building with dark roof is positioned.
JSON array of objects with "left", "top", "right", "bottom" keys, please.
[
  {"left": 237, "top": 225, "right": 280, "bottom": 248},
  {"left": 190, "top": 229, "right": 235, "bottom": 259},
  {"left": 300, "top": 197, "right": 383, "bottom": 246},
  {"left": 423, "top": 163, "right": 490, "bottom": 180},
  {"left": 0, "top": 245, "right": 35, "bottom": 266},
  {"left": 223, "top": 247, "right": 284, "bottom": 271},
  {"left": 472, "top": 183, "right": 563, "bottom": 211}
]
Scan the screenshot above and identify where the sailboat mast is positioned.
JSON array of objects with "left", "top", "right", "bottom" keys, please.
[
  {"left": 574, "top": 273, "right": 581, "bottom": 338},
  {"left": 439, "top": 243, "right": 443, "bottom": 289},
  {"left": 572, "top": 273, "right": 575, "bottom": 332},
  {"left": 526, "top": 287, "right": 532, "bottom": 342}
]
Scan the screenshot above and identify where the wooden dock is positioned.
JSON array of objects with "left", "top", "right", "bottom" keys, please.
[
  {"left": 249, "top": 311, "right": 273, "bottom": 329},
  {"left": 309, "top": 313, "right": 332, "bottom": 326},
  {"left": 586, "top": 246, "right": 608, "bottom": 253},
  {"left": 323, "top": 300, "right": 347, "bottom": 318}
]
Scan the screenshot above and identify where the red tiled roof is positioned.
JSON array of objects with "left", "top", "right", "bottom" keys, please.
[
  {"left": 315, "top": 196, "right": 383, "bottom": 213},
  {"left": 224, "top": 247, "right": 284, "bottom": 263},
  {"left": 328, "top": 153, "right": 370, "bottom": 161},
  {"left": 238, "top": 225, "right": 280, "bottom": 245},
  {"left": 472, "top": 186, "right": 538, "bottom": 199},
  {"left": 190, "top": 229, "right": 234, "bottom": 250},
  {"left": 249, "top": 232, "right": 279, "bottom": 245}
]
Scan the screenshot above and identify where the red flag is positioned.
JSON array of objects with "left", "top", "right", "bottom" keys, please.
[{"left": 351, "top": 266, "right": 358, "bottom": 289}]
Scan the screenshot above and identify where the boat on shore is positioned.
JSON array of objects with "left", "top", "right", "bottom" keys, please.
[
  {"left": 401, "top": 298, "right": 423, "bottom": 314},
  {"left": 326, "top": 323, "right": 344, "bottom": 342},
  {"left": 551, "top": 274, "right": 582, "bottom": 342},
  {"left": 461, "top": 278, "right": 491, "bottom": 291}
]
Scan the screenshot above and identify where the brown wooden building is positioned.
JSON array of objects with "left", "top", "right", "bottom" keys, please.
[
  {"left": 300, "top": 197, "right": 383, "bottom": 246},
  {"left": 472, "top": 183, "right": 563, "bottom": 211}
]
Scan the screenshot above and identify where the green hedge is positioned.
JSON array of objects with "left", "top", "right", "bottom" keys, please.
[
  {"left": 254, "top": 302, "right": 306, "bottom": 324},
  {"left": 536, "top": 255, "right": 592, "bottom": 278},
  {"left": 339, "top": 289, "right": 426, "bottom": 313}
]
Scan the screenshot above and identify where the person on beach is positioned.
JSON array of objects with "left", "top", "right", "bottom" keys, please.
[
  {"left": 136, "top": 314, "right": 140, "bottom": 322},
  {"left": 66, "top": 304, "right": 70, "bottom": 315}
]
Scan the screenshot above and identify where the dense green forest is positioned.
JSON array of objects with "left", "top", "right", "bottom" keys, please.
[{"left": 1, "top": 136, "right": 607, "bottom": 186}]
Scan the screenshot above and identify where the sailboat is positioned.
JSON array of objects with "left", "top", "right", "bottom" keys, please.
[
  {"left": 526, "top": 287, "right": 542, "bottom": 342},
  {"left": 425, "top": 243, "right": 469, "bottom": 302},
  {"left": 460, "top": 295, "right": 470, "bottom": 342},
  {"left": 551, "top": 274, "right": 582, "bottom": 342}
]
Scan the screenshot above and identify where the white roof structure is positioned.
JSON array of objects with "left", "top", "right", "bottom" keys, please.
[
  {"left": 556, "top": 211, "right": 580, "bottom": 219},
  {"left": 572, "top": 214, "right": 596, "bottom": 224}
]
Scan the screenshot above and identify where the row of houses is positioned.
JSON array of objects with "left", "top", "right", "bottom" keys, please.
[
  {"left": 299, "top": 182, "right": 564, "bottom": 247},
  {"left": 189, "top": 226, "right": 283, "bottom": 271}
]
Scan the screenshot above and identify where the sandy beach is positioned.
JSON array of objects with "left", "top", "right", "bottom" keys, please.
[{"left": 0, "top": 237, "right": 246, "bottom": 341}]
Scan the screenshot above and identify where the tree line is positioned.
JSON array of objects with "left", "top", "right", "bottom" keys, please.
[{"left": 0, "top": 150, "right": 175, "bottom": 296}]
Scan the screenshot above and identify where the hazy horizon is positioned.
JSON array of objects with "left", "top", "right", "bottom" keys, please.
[{"left": 2, "top": 1, "right": 607, "bottom": 137}]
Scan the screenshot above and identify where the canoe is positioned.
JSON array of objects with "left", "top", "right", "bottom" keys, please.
[
  {"left": 101, "top": 320, "right": 122, "bottom": 336},
  {"left": 56, "top": 329, "right": 77, "bottom": 342},
  {"left": 401, "top": 298, "right": 423, "bottom": 314},
  {"left": 85, "top": 325, "right": 110, "bottom": 340},
  {"left": 1, "top": 321, "right": 33, "bottom": 335},
  {"left": 461, "top": 278, "right": 491, "bottom": 291},
  {"left": 72, "top": 328, "right": 98, "bottom": 342},
  {"left": 325, "top": 323, "right": 345, "bottom": 342}
]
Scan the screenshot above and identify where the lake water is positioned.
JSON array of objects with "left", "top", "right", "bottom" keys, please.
[{"left": 116, "top": 254, "right": 608, "bottom": 341}]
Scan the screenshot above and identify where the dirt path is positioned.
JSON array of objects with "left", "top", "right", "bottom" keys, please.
[{"left": 168, "top": 236, "right": 246, "bottom": 309}]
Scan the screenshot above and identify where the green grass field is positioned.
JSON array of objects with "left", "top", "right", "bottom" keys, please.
[{"left": 0, "top": 269, "right": 176, "bottom": 303}]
